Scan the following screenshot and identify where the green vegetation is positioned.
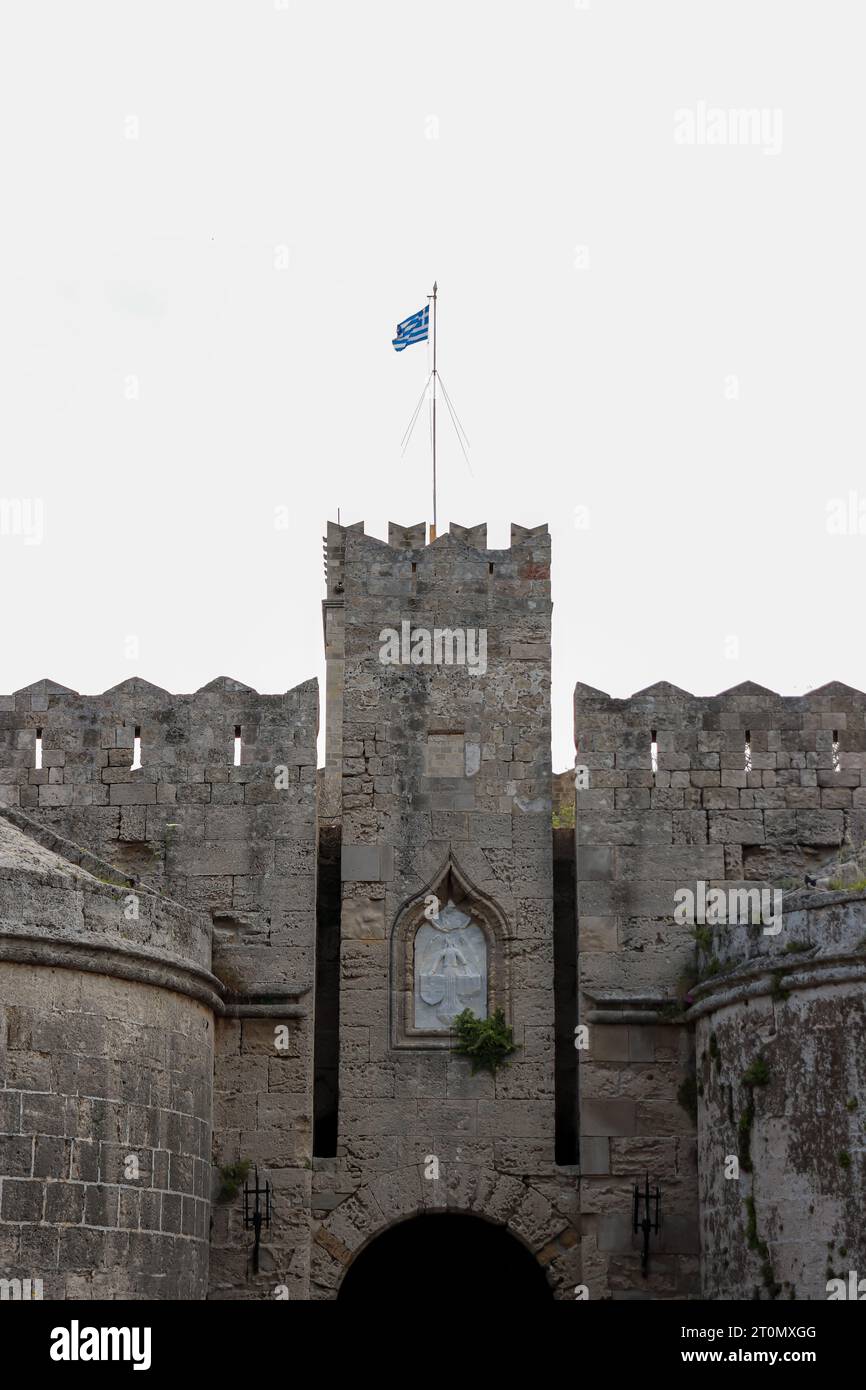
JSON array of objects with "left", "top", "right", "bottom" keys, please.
[
  {"left": 451, "top": 1008, "right": 518, "bottom": 1075},
  {"left": 738, "top": 1056, "right": 770, "bottom": 1173},
  {"left": 691, "top": 926, "right": 713, "bottom": 953},
  {"left": 745, "top": 1196, "right": 780, "bottom": 1300},
  {"left": 770, "top": 972, "right": 790, "bottom": 1003},
  {"left": 738, "top": 1100, "right": 756, "bottom": 1173},
  {"left": 741, "top": 1057, "right": 770, "bottom": 1088},
  {"left": 216, "top": 1160, "right": 251, "bottom": 1203}
]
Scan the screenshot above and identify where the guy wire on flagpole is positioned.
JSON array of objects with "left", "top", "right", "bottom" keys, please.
[
  {"left": 400, "top": 372, "right": 432, "bottom": 453},
  {"left": 398, "top": 280, "right": 471, "bottom": 512},
  {"left": 437, "top": 372, "right": 472, "bottom": 473}
]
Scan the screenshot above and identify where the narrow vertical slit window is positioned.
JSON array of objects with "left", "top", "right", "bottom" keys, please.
[
  {"left": 35, "top": 728, "right": 43, "bottom": 770},
  {"left": 832, "top": 730, "right": 841, "bottom": 773},
  {"left": 744, "top": 731, "right": 752, "bottom": 773},
  {"left": 131, "top": 726, "right": 142, "bottom": 770},
  {"left": 650, "top": 729, "right": 658, "bottom": 776},
  {"left": 234, "top": 725, "right": 242, "bottom": 767}
]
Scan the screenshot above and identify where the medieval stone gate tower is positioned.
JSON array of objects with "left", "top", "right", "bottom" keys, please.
[
  {"left": 311, "top": 520, "right": 579, "bottom": 1297},
  {"left": 1, "top": 519, "right": 864, "bottom": 1301}
]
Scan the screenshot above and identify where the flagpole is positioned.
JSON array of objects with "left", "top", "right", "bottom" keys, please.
[
  {"left": 397, "top": 286, "right": 469, "bottom": 505},
  {"left": 430, "top": 280, "right": 438, "bottom": 540}
]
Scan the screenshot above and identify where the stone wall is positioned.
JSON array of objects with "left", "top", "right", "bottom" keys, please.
[
  {"left": 0, "top": 675, "right": 320, "bottom": 1298},
  {"left": 692, "top": 889, "right": 866, "bottom": 1300},
  {"left": 574, "top": 679, "right": 866, "bottom": 1299},
  {"left": 0, "top": 816, "right": 215, "bottom": 1299},
  {"left": 5, "top": 546, "right": 861, "bottom": 1301},
  {"left": 311, "top": 521, "right": 580, "bottom": 1298}
]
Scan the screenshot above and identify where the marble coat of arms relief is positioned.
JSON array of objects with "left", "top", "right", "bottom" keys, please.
[{"left": 413, "top": 900, "right": 488, "bottom": 1030}]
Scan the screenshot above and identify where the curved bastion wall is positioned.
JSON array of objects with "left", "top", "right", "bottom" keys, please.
[
  {"left": 690, "top": 888, "right": 866, "bottom": 1300},
  {"left": 0, "top": 674, "right": 321, "bottom": 1301},
  {"left": 0, "top": 814, "right": 219, "bottom": 1299}
]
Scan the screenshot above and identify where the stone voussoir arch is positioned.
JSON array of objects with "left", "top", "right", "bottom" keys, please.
[{"left": 310, "top": 1163, "right": 575, "bottom": 1299}]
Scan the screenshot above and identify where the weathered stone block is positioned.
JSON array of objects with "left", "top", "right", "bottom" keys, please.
[
  {"left": 582, "top": 1099, "right": 637, "bottom": 1138},
  {"left": 580, "top": 1137, "right": 610, "bottom": 1175}
]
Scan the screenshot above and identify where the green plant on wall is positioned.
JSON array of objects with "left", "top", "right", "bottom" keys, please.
[
  {"left": 691, "top": 926, "right": 713, "bottom": 953},
  {"left": 216, "top": 1159, "right": 251, "bottom": 1203},
  {"left": 738, "top": 1055, "right": 770, "bottom": 1173},
  {"left": 782, "top": 939, "right": 811, "bottom": 955},
  {"left": 744, "top": 1195, "right": 781, "bottom": 1300},
  {"left": 451, "top": 1008, "right": 517, "bottom": 1075},
  {"left": 770, "top": 972, "right": 789, "bottom": 1002},
  {"left": 741, "top": 1056, "right": 770, "bottom": 1088}
]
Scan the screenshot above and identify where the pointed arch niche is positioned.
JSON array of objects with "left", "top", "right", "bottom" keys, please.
[{"left": 390, "top": 856, "right": 511, "bottom": 1051}]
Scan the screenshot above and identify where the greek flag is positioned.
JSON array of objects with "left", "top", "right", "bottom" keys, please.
[{"left": 392, "top": 304, "right": 429, "bottom": 352}]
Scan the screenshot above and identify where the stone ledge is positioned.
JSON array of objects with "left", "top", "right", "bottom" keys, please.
[
  {"left": 686, "top": 952, "right": 866, "bottom": 1021},
  {"left": 0, "top": 929, "right": 225, "bottom": 1012}
]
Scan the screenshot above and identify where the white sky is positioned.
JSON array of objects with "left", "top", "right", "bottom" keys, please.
[{"left": 1, "top": 0, "right": 864, "bottom": 771}]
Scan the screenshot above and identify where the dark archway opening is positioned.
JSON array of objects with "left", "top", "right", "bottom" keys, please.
[{"left": 336, "top": 1212, "right": 555, "bottom": 1302}]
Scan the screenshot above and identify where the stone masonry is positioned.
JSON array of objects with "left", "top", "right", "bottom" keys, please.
[
  {"left": 575, "top": 679, "right": 866, "bottom": 1300},
  {"left": 0, "top": 676, "right": 318, "bottom": 1299},
  {"left": 310, "top": 521, "right": 580, "bottom": 1298},
  {"left": 0, "top": 531, "right": 863, "bottom": 1301},
  {"left": 0, "top": 815, "right": 214, "bottom": 1298}
]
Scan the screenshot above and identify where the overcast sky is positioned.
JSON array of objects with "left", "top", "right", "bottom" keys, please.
[{"left": 1, "top": 0, "right": 864, "bottom": 770}]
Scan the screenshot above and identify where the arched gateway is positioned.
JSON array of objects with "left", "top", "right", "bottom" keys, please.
[
  {"left": 337, "top": 1213, "right": 554, "bottom": 1302},
  {"left": 310, "top": 1164, "right": 577, "bottom": 1299}
]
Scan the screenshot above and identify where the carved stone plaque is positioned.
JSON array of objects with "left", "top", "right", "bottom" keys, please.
[{"left": 413, "top": 900, "right": 487, "bottom": 1030}]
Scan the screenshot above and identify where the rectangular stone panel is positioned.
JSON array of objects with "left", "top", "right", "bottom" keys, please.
[{"left": 424, "top": 734, "right": 465, "bottom": 778}]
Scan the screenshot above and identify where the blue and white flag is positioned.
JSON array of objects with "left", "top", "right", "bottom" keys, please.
[{"left": 392, "top": 304, "right": 429, "bottom": 352}]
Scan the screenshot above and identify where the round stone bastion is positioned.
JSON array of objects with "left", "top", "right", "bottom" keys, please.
[
  {"left": 0, "top": 815, "right": 220, "bottom": 1299},
  {"left": 687, "top": 885, "right": 866, "bottom": 1300}
]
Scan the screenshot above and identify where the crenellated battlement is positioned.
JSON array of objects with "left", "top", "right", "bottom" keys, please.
[
  {"left": 0, "top": 670, "right": 322, "bottom": 1297},
  {"left": 0, "top": 674, "right": 319, "bottom": 910},
  {"left": 323, "top": 520, "right": 550, "bottom": 599},
  {"left": 320, "top": 521, "right": 551, "bottom": 820},
  {"left": 574, "top": 674, "right": 866, "bottom": 1301},
  {"left": 4, "top": 520, "right": 862, "bottom": 1305},
  {"left": 1, "top": 679, "right": 318, "bottom": 794},
  {"left": 574, "top": 680, "right": 866, "bottom": 866}
]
